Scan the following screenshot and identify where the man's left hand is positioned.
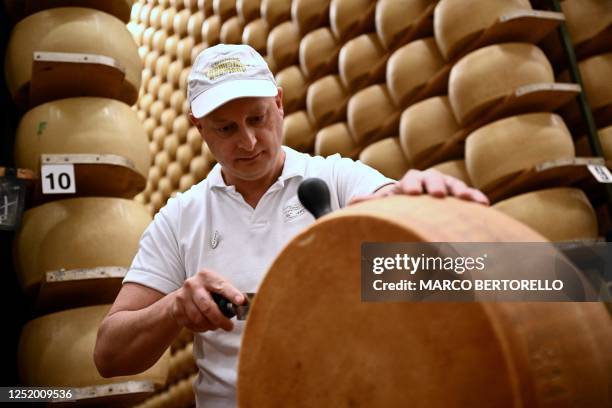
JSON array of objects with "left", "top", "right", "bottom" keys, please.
[{"left": 349, "top": 169, "right": 490, "bottom": 206}]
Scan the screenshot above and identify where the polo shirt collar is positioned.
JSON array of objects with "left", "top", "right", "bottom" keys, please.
[{"left": 208, "top": 146, "right": 307, "bottom": 191}]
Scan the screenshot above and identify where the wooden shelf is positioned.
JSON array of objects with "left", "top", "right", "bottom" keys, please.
[
  {"left": 484, "top": 157, "right": 608, "bottom": 203},
  {"left": 35, "top": 266, "right": 127, "bottom": 314},
  {"left": 53, "top": 380, "right": 156, "bottom": 407},
  {"left": 28, "top": 51, "right": 126, "bottom": 110}
]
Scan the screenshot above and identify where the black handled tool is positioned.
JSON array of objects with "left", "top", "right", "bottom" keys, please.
[{"left": 212, "top": 178, "right": 333, "bottom": 319}]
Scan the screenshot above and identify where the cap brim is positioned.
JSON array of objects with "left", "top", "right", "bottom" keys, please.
[{"left": 191, "top": 79, "right": 278, "bottom": 118}]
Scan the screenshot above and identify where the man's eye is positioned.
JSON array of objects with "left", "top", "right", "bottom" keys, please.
[
  {"left": 217, "top": 125, "right": 233, "bottom": 133},
  {"left": 249, "top": 115, "right": 264, "bottom": 124}
]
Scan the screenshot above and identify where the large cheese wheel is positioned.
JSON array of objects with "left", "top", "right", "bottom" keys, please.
[
  {"left": 387, "top": 37, "right": 445, "bottom": 108},
  {"left": 291, "top": 0, "right": 330, "bottom": 35},
  {"left": 242, "top": 18, "right": 269, "bottom": 55},
  {"left": 358, "top": 137, "right": 410, "bottom": 180},
  {"left": 434, "top": 0, "right": 532, "bottom": 60},
  {"left": 19, "top": 305, "right": 169, "bottom": 388},
  {"left": 212, "top": 0, "right": 236, "bottom": 22},
  {"left": 493, "top": 188, "right": 598, "bottom": 241},
  {"left": 348, "top": 84, "right": 398, "bottom": 145},
  {"left": 399, "top": 96, "right": 459, "bottom": 163},
  {"left": 238, "top": 195, "right": 612, "bottom": 406},
  {"left": 465, "top": 113, "right": 575, "bottom": 191},
  {"left": 449, "top": 43, "right": 554, "bottom": 126},
  {"left": 599, "top": 125, "right": 612, "bottom": 160},
  {"left": 14, "top": 97, "right": 150, "bottom": 179},
  {"left": 4, "top": 0, "right": 135, "bottom": 23},
  {"left": 202, "top": 15, "right": 221, "bottom": 46},
  {"left": 338, "top": 33, "right": 387, "bottom": 92},
  {"left": 282, "top": 110, "right": 315, "bottom": 152},
  {"left": 375, "top": 0, "right": 431, "bottom": 50},
  {"left": 261, "top": 0, "right": 291, "bottom": 27},
  {"left": 299, "top": 27, "right": 339, "bottom": 79},
  {"left": 267, "top": 21, "right": 300, "bottom": 71},
  {"left": 14, "top": 197, "right": 152, "bottom": 295},
  {"left": 275, "top": 65, "right": 307, "bottom": 113},
  {"left": 577, "top": 52, "right": 612, "bottom": 110},
  {"left": 429, "top": 159, "right": 472, "bottom": 186},
  {"left": 236, "top": 0, "right": 261, "bottom": 23},
  {"left": 561, "top": 0, "right": 612, "bottom": 46},
  {"left": 329, "top": 0, "right": 375, "bottom": 41},
  {"left": 4, "top": 7, "right": 142, "bottom": 106},
  {"left": 306, "top": 74, "right": 348, "bottom": 127},
  {"left": 187, "top": 11, "right": 204, "bottom": 42},
  {"left": 314, "top": 122, "right": 357, "bottom": 158},
  {"left": 219, "top": 16, "right": 244, "bottom": 44}
]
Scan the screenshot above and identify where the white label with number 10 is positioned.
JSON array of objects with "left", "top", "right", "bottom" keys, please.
[
  {"left": 41, "top": 164, "right": 76, "bottom": 194},
  {"left": 587, "top": 164, "right": 612, "bottom": 184}
]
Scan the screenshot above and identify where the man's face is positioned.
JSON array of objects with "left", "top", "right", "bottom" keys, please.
[{"left": 190, "top": 88, "right": 285, "bottom": 185}]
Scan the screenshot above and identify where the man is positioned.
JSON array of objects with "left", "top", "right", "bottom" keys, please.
[{"left": 94, "top": 44, "right": 488, "bottom": 407}]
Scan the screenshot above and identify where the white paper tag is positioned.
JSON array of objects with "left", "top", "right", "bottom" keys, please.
[
  {"left": 41, "top": 164, "right": 76, "bottom": 194},
  {"left": 587, "top": 164, "right": 612, "bottom": 183}
]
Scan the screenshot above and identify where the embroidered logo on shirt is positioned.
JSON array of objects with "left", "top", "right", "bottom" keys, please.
[
  {"left": 283, "top": 203, "right": 305, "bottom": 221},
  {"left": 210, "top": 230, "right": 220, "bottom": 249}
]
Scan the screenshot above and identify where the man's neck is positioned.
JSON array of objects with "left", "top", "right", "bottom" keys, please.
[{"left": 222, "top": 150, "right": 286, "bottom": 209}]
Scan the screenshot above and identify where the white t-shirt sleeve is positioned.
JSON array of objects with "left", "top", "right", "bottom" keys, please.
[
  {"left": 123, "top": 197, "right": 186, "bottom": 294},
  {"left": 330, "top": 155, "right": 396, "bottom": 207}
]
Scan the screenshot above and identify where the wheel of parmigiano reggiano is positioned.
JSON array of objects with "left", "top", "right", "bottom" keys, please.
[
  {"left": 202, "top": 15, "right": 221, "bottom": 46},
  {"left": 187, "top": 11, "right": 204, "bottom": 42},
  {"left": 238, "top": 195, "right": 612, "bottom": 407},
  {"left": 173, "top": 9, "right": 191, "bottom": 38},
  {"left": 213, "top": 0, "right": 237, "bottom": 22},
  {"left": 261, "top": 0, "right": 291, "bottom": 27},
  {"left": 493, "top": 188, "right": 598, "bottom": 241},
  {"left": 434, "top": 0, "right": 533, "bottom": 60},
  {"left": 315, "top": 122, "right": 357, "bottom": 158},
  {"left": 375, "top": 0, "right": 431, "bottom": 50},
  {"left": 15, "top": 97, "right": 150, "bottom": 180},
  {"left": 299, "top": 27, "right": 339, "bottom": 80},
  {"left": 3, "top": 0, "right": 135, "bottom": 23},
  {"left": 237, "top": 0, "right": 261, "bottom": 23},
  {"left": 4, "top": 7, "right": 142, "bottom": 107},
  {"left": 448, "top": 43, "right": 554, "bottom": 126},
  {"left": 329, "top": 0, "right": 375, "bottom": 41},
  {"left": 399, "top": 96, "right": 459, "bottom": 163},
  {"left": 282, "top": 111, "right": 315, "bottom": 152},
  {"left": 14, "top": 198, "right": 152, "bottom": 295},
  {"left": 242, "top": 19, "right": 269, "bottom": 55},
  {"left": 161, "top": 8, "right": 177, "bottom": 33},
  {"left": 358, "top": 137, "right": 409, "bottom": 180},
  {"left": 168, "top": 343, "right": 196, "bottom": 384},
  {"left": 348, "top": 84, "right": 398, "bottom": 145},
  {"left": 267, "top": 21, "right": 300, "bottom": 71},
  {"left": 561, "top": 0, "right": 612, "bottom": 46},
  {"left": 306, "top": 75, "right": 348, "bottom": 127},
  {"left": 429, "top": 159, "right": 472, "bottom": 187},
  {"left": 598, "top": 125, "right": 612, "bottom": 161},
  {"left": 275, "top": 66, "right": 307, "bottom": 113},
  {"left": 220, "top": 16, "right": 244, "bottom": 44},
  {"left": 291, "top": 0, "right": 330, "bottom": 35},
  {"left": 199, "top": 0, "right": 214, "bottom": 16},
  {"left": 577, "top": 52, "right": 612, "bottom": 110},
  {"left": 387, "top": 37, "right": 445, "bottom": 108},
  {"left": 465, "top": 112, "right": 575, "bottom": 191},
  {"left": 338, "top": 33, "right": 387, "bottom": 92},
  {"left": 19, "top": 305, "right": 169, "bottom": 388}
]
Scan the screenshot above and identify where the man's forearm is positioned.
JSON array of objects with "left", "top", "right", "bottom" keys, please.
[{"left": 95, "top": 292, "right": 182, "bottom": 377}]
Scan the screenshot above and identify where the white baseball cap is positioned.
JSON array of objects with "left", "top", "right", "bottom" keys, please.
[{"left": 188, "top": 44, "right": 278, "bottom": 118}]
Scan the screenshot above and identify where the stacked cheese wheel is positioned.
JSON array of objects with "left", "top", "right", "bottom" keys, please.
[
  {"left": 5, "top": 1, "right": 174, "bottom": 402},
  {"left": 238, "top": 196, "right": 612, "bottom": 406}
]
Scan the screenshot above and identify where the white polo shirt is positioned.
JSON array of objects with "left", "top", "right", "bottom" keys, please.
[{"left": 123, "top": 146, "right": 394, "bottom": 407}]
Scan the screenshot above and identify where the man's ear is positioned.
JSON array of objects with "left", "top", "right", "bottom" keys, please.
[
  {"left": 188, "top": 111, "right": 203, "bottom": 131},
  {"left": 275, "top": 87, "right": 284, "bottom": 118}
]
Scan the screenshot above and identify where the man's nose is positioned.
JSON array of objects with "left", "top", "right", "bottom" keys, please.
[{"left": 236, "top": 125, "right": 257, "bottom": 150}]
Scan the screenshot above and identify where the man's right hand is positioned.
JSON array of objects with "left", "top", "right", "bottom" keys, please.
[{"left": 170, "top": 269, "right": 245, "bottom": 332}]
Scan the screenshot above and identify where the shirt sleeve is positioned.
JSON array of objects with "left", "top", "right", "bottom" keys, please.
[
  {"left": 122, "top": 197, "right": 186, "bottom": 294},
  {"left": 330, "top": 155, "right": 397, "bottom": 207}
]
